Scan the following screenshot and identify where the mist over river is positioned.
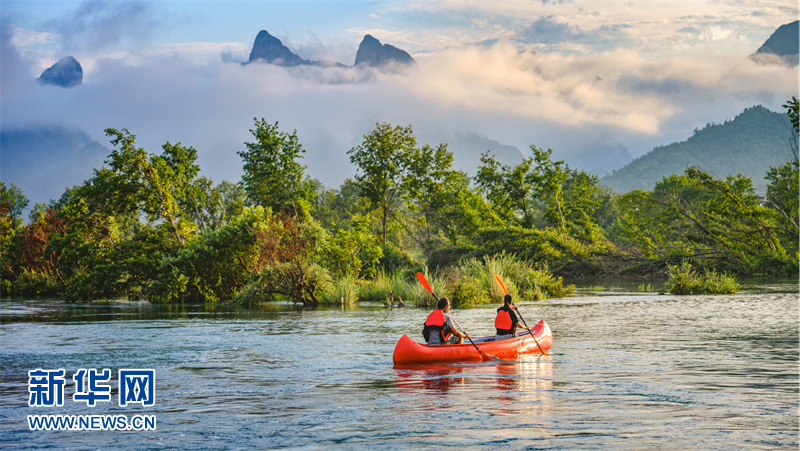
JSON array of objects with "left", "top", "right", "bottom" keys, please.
[{"left": 1, "top": 281, "right": 797, "bottom": 449}]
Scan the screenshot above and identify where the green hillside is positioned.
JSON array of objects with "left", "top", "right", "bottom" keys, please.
[{"left": 600, "top": 105, "right": 794, "bottom": 194}]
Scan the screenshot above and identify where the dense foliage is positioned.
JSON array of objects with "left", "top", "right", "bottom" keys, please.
[{"left": 1, "top": 101, "right": 797, "bottom": 303}]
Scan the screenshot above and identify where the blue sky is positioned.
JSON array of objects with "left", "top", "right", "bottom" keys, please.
[{"left": 2, "top": 0, "right": 798, "bottom": 191}]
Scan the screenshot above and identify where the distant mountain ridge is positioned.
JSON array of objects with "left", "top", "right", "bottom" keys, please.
[
  {"left": 750, "top": 20, "right": 799, "bottom": 66},
  {"left": 246, "top": 30, "right": 415, "bottom": 69},
  {"left": 600, "top": 105, "right": 794, "bottom": 194},
  {"left": 354, "top": 34, "right": 415, "bottom": 67},
  {"left": 247, "top": 30, "right": 313, "bottom": 66}
]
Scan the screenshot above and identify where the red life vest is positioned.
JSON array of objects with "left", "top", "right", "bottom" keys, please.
[
  {"left": 423, "top": 310, "right": 452, "bottom": 343},
  {"left": 495, "top": 309, "right": 512, "bottom": 329},
  {"left": 495, "top": 308, "right": 514, "bottom": 335}
]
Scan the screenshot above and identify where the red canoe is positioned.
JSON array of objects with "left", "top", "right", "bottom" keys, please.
[{"left": 393, "top": 319, "right": 553, "bottom": 365}]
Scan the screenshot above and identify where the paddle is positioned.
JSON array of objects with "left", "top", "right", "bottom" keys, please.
[
  {"left": 494, "top": 274, "right": 549, "bottom": 355},
  {"left": 415, "top": 272, "right": 501, "bottom": 362}
]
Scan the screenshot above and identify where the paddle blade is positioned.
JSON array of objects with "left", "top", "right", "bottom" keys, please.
[
  {"left": 494, "top": 274, "right": 508, "bottom": 295},
  {"left": 416, "top": 272, "right": 433, "bottom": 295}
]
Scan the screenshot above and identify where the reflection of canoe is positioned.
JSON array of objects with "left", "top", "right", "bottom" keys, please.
[{"left": 393, "top": 319, "right": 553, "bottom": 365}]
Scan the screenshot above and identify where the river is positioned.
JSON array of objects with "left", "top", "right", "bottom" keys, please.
[{"left": 1, "top": 281, "right": 797, "bottom": 449}]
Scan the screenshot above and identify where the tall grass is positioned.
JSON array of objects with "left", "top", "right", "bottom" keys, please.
[
  {"left": 319, "top": 254, "right": 575, "bottom": 307},
  {"left": 358, "top": 270, "right": 423, "bottom": 305},
  {"left": 321, "top": 272, "right": 361, "bottom": 304}
]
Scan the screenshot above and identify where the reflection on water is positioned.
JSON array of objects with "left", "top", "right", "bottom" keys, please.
[{"left": 0, "top": 283, "right": 798, "bottom": 449}]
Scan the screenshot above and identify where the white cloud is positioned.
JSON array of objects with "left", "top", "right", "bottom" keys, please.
[{"left": 10, "top": 25, "right": 56, "bottom": 48}]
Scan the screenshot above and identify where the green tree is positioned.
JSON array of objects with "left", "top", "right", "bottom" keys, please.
[
  {"left": 438, "top": 173, "right": 498, "bottom": 245},
  {"left": 190, "top": 179, "right": 246, "bottom": 232},
  {"left": 528, "top": 146, "right": 569, "bottom": 232},
  {"left": 320, "top": 214, "right": 383, "bottom": 278},
  {"left": 763, "top": 96, "right": 800, "bottom": 251},
  {"left": 0, "top": 182, "right": 28, "bottom": 225},
  {"left": 348, "top": 122, "right": 417, "bottom": 243},
  {"left": 309, "top": 178, "right": 368, "bottom": 230},
  {"left": 783, "top": 96, "right": 798, "bottom": 154},
  {"left": 475, "top": 152, "right": 536, "bottom": 228},
  {"left": 561, "top": 168, "right": 607, "bottom": 243},
  {"left": 104, "top": 128, "right": 199, "bottom": 244},
  {"left": 0, "top": 182, "right": 29, "bottom": 291},
  {"left": 401, "top": 143, "right": 472, "bottom": 249},
  {"left": 238, "top": 119, "right": 311, "bottom": 217},
  {"left": 249, "top": 215, "right": 331, "bottom": 306}
]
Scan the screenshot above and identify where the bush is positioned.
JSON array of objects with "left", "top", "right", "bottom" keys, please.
[
  {"left": 0, "top": 278, "right": 12, "bottom": 296},
  {"left": 449, "top": 273, "right": 486, "bottom": 308},
  {"left": 15, "top": 269, "right": 59, "bottom": 297},
  {"left": 233, "top": 279, "right": 279, "bottom": 305},
  {"left": 664, "top": 261, "right": 739, "bottom": 294}
]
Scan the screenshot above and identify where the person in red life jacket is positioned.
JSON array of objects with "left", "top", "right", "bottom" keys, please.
[
  {"left": 495, "top": 294, "right": 526, "bottom": 340},
  {"left": 422, "top": 297, "right": 470, "bottom": 345}
]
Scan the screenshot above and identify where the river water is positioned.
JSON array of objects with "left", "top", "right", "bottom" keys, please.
[{"left": 1, "top": 281, "right": 798, "bottom": 449}]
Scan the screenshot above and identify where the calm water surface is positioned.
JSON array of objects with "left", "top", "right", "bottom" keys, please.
[{"left": 1, "top": 282, "right": 798, "bottom": 449}]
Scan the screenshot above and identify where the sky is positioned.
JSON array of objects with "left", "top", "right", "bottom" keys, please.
[{"left": 1, "top": 0, "right": 798, "bottom": 192}]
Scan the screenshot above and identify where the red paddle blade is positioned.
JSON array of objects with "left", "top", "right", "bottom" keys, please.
[
  {"left": 494, "top": 274, "right": 508, "bottom": 295},
  {"left": 416, "top": 272, "right": 433, "bottom": 295}
]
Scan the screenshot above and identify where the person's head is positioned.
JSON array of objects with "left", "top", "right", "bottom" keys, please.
[
  {"left": 437, "top": 297, "right": 450, "bottom": 311},
  {"left": 503, "top": 294, "right": 513, "bottom": 306}
]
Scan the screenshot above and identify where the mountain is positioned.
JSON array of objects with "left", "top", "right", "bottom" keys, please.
[
  {"left": 37, "top": 56, "right": 83, "bottom": 87},
  {"left": 750, "top": 20, "right": 799, "bottom": 66},
  {"left": 599, "top": 105, "right": 794, "bottom": 194},
  {"left": 245, "top": 30, "right": 413, "bottom": 69},
  {"left": 247, "top": 30, "right": 311, "bottom": 66},
  {"left": 1, "top": 126, "right": 108, "bottom": 208},
  {"left": 354, "top": 35, "right": 415, "bottom": 67}
]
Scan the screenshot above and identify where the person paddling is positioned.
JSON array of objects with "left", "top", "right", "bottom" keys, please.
[
  {"left": 423, "top": 297, "right": 470, "bottom": 345},
  {"left": 494, "top": 294, "right": 527, "bottom": 340}
]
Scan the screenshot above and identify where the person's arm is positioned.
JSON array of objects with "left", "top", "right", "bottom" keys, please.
[
  {"left": 451, "top": 328, "right": 470, "bottom": 339},
  {"left": 446, "top": 314, "right": 470, "bottom": 339}
]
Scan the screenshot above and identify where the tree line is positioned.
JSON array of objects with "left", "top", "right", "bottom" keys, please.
[{"left": 1, "top": 98, "right": 797, "bottom": 305}]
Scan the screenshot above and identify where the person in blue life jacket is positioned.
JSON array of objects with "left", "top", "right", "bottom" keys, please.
[
  {"left": 422, "top": 297, "right": 470, "bottom": 345},
  {"left": 495, "top": 294, "right": 527, "bottom": 340}
]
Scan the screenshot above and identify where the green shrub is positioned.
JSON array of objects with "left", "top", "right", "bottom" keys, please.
[
  {"left": 664, "top": 261, "right": 739, "bottom": 294},
  {"left": 0, "top": 278, "right": 12, "bottom": 296},
  {"left": 233, "top": 279, "right": 278, "bottom": 305},
  {"left": 448, "top": 272, "right": 487, "bottom": 308},
  {"left": 15, "top": 269, "right": 59, "bottom": 297}
]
